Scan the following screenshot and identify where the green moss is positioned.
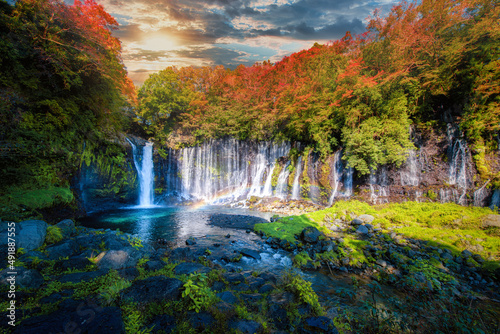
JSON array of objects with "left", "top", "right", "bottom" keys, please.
[
  {"left": 293, "top": 251, "right": 313, "bottom": 267},
  {"left": 288, "top": 168, "right": 296, "bottom": 188},
  {"left": 270, "top": 162, "right": 283, "bottom": 188},
  {"left": 45, "top": 226, "right": 63, "bottom": 245},
  {"left": 305, "top": 200, "right": 499, "bottom": 265},
  {"left": 408, "top": 259, "right": 456, "bottom": 287},
  {"left": 0, "top": 186, "right": 74, "bottom": 221},
  {"left": 315, "top": 250, "right": 340, "bottom": 264},
  {"left": 426, "top": 189, "right": 438, "bottom": 200},
  {"left": 319, "top": 162, "right": 332, "bottom": 190},
  {"left": 254, "top": 215, "right": 325, "bottom": 244},
  {"left": 283, "top": 272, "right": 324, "bottom": 315},
  {"left": 342, "top": 236, "right": 370, "bottom": 266}
]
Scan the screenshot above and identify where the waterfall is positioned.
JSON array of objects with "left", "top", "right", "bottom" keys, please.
[
  {"left": 127, "top": 139, "right": 155, "bottom": 207},
  {"left": 439, "top": 188, "right": 460, "bottom": 204},
  {"left": 491, "top": 190, "right": 500, "bottom": 211},
  {"left": 344, "top": 167, "right": 353, "bottom": 197},
  {"left": 473, "top": 181, "right": 490, "bottom": 207},
  {"left": 168, "top": 139, "right": 290, "bottom": 202},
  {"left": 449, "top": 140, "right": 468, "bottom": 189},
  {"left": 447, "top": 123, "right": 471, "bottom": 205},
  {"left": 400, "top": 149, "right": 420, "bottom": 186},
  {"left": 291, "top": 156, "right": 302, "bottom": 200},
  {"left": 369, "top": 167, "right": 389, "bottom": 204},
  {"left": 248, "top": 142, "right": 271, "bottom": 197},
  {"left": 262, "top": 164, "right": 276, "bottom": 197},
  {"left": 415, "top": 190, "right": 422, "bottom": 202},
  {"left": 369, "top": 173, "right": 377, "bottom": 203},
  {"left": 328, "top": 151, "right": 344, "bottom": 205},
  {"left": 307, "top": 151, "right": 322, "bottom": 202},
  {"left": 275, "top": 161, "right": 291, "bottom": 199}
]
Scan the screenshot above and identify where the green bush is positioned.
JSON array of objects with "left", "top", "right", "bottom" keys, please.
[
  {"left": 182, "top": 273, "right": 218, "bottom": 313},
  {"left": 45, "top": 226, "right": 63, "bottom": 245}
]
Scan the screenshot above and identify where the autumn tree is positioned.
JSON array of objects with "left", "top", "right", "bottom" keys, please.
[
  {"left": 137, "top": 0, "right": 498, "bottom": 179},
  {"left": 0, "top": 0, "right": 135, "bottom": 190}
]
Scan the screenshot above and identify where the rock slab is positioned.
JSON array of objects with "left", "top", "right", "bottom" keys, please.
[
  {"left": 17, "top": 220, "right": 48, "bottom": 251},
  {"left": 120, "top": 276, "right": 183, "bottom": 304}
]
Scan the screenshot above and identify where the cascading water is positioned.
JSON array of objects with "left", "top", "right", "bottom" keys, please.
[
  {"left": 473, "top": 181, "right": 490, "bottom": 207},
  {"left": 343, "top": 167, "right": 353, "bottom": 197},
  {"left": 275, "top": 161, "right": 291, "bottom": 199},
  {"left": 262, "top": 164, "right": 276, "bottom": 197},
  {"left": 167, "top": 139, "right": 290, "bottom": 203},
  {"left": 328, "top": 151, "right": 344, "bottom": 205},
  {"left": 291, "top": 156, "right": 302, "bottom": 200},
  {"left": 446, "top": 123, "right": 471, "bottom": 205},
  {"left": 400, "top": 149, "right": 420, "bottom": 187},
  {"left": 490, "top": 190, "right": 500, "bottom": 211},
  {"left": 248, "top": 143, "right": 268, "bottom": 197},
  {"left": 369, "top": 167, "right": 389, "bottom": 204},
  {"left": 127, "top": 139, "right": 155, "bottom": 207},
  {"left": 306, "top": 151, "right": 323, "bottom": 202}
]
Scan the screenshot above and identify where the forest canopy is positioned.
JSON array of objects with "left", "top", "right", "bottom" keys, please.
[
  {"left": 0, "top": 0, "right": 135, "bottom": 191},
  {"left": 136, "top": 0, "right": 499, "bottom": 176}
]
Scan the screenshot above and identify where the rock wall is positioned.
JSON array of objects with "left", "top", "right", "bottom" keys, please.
[{"left": 78, "top": 125, "right": 500, "bottom": 210}]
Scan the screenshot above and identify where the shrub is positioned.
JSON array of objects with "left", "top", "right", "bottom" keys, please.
[{"left": 45, "top": 226, "right": 63, "bottom": 244}]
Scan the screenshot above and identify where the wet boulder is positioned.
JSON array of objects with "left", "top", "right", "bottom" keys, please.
[
  {"left": 357, "top": 214, "right": 375, "bottom": 223},
  {"left": 299, "top": 316, "right": 339, "bottom": 334},
  {"left": 268, "top": 304, "right": 290, "bottom": 330},
  {"left": 58, "top": 269, "right": 108, "bottom": 284},
  {"left": 97, "top": 247, "right": 143, "bottom": 270},
  {"left": 0, "top": 267, "right": 43, "bottom": 289},
  {"left": 120, "top": 276, "right": 183, "bottom": 304},
  {"left": 56, "top": 219, "right": 76, "bottom": 238},
  {"left": 188, "top": 312, "right": 215, "bottom": 331},
  {"left": 144, "top": 260, "right": 164, "bottom": 271},
  {"left": 482, "top": 214, "right": 500, "bottom": 228},
  {"left": 223, "top": 272, "right": 245, "bottom": 285},
  {"left": 217, "top": 291, "right": 239, "bottom": 305},
  {"left": 356, "top": 225, "right": 369, "bottom": 235},
  {"left": 173, "top": 262, "right": 210, "bottom": 275},
  {"left": 16, "top": 220, "right": 48, "bottom": 251},
  {"left": 15, "top": 299, "right": 124, "bottom": 334},
  {"left": 300, "top": 227, "right": 322, "bottom": 244},
  {"left": 117, "top": 267, "right": 140, "bottom": 281},
  {"left": 147, "top": 314, "right": 176, "bottom": 333},
  {"left": 169, "top": 247, "right": 191, "bottom": 262},
  {"left": 45, "top": 239, "right": 79, "bottom": 260},
  {"left": 229, "top": 320, "right": 263, "bottom": 334},
  {"left": 55, "top": 256, "right": 93, "bottom": 271},
  {"left": 240, "top": 248, "right": 261, "bottom": 260}
]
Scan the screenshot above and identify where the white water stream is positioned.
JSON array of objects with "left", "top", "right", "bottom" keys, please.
[{"left": 128, "top": 139, "right": 155, "bottom": 207}]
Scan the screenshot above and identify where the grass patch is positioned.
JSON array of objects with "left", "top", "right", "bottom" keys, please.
[
  {"left": 45, "top": 226, "right": 63, "bottom": 245},
  {"left": 254, "top": 215, "right": 322, "bottom": 244},
  {"left": 1, "top": 186, "right": 73, "bottom": 209},
  {"left": 311, "top": 200, "right": 499, "bottom": 268},
  {"left": 260, "top": 200, "right": 499, "bottom": 270},
  {"left": 0, "top": 186, "right": 74, "bottom": 221},
  {"left": 342, "top": 236, "right": 371, "bottom": 266}
]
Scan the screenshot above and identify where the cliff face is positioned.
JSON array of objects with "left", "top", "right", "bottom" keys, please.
[
  {"left": 76, "top": 125, "right": 500, "bottom": 212},
  {"left": 309, "top": 124, "right": 499, "bottom": 208},
  {"left": 75, "top": 136, "right": 139, "bottom": 213}
]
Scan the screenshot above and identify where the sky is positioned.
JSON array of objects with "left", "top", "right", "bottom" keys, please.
[{"left": 95, "top": 0, "right": 400, "bottom": 85}]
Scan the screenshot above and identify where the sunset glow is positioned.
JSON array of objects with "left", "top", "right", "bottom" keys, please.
[{"left": 96, "top": 0, "right": 400, "bottom": 84}]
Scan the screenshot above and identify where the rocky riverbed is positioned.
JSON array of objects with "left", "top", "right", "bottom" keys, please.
[
  {"left": 1, "top": 209, "right": 499, "bottom": 333},
  {"left": 0, "top": 218, "right": 338, "bottom": 333}
]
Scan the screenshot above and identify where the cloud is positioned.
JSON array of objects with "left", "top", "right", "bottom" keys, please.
[{"left": 97, "top": 0, "right": 399, "bottom": 83}]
